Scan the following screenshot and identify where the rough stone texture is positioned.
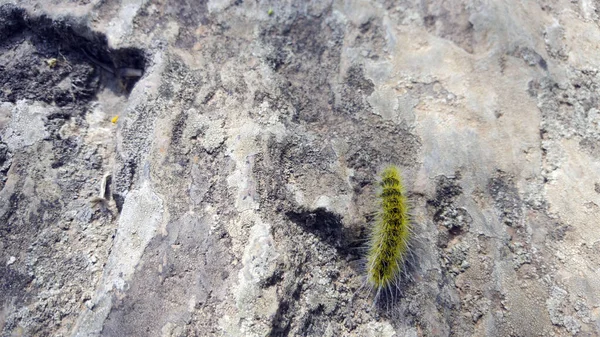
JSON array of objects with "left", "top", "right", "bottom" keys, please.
[{"left": 0, "top": 0, "right": 599, "bottom": 336}]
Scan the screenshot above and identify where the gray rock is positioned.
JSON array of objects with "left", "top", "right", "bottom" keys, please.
[{"left": 0, "top": 0, "right": 599, "bottom": 336}]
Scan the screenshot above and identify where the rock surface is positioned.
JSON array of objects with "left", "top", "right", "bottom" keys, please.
[{"left": 1, "top": 0, "right": 599, "bottom": 336}]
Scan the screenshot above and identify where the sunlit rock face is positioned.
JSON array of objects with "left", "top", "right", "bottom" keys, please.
[{"left": 0, "top": 1, "right": 599, "bottom": 336}]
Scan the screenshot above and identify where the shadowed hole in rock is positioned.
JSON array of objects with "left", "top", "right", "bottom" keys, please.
[{"left": 0, "top": 4, "right": 145, "bottom": 105}]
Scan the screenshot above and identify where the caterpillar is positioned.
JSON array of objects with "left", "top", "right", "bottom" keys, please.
[{"left": 366, "top": 165, "right": 411, "bottom": 298}]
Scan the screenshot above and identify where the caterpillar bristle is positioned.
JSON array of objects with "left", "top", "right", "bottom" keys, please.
[{"left": 365, "top": 165, "right": 412, "bottom": 302}]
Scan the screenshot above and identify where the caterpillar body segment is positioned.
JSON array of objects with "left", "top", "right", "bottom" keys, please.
[{"left": 366, "top": 165, "right": 412, "bottom": 293}]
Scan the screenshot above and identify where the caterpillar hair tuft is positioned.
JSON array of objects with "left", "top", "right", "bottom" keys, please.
[{"left": 366, "top": 165, "right": 412, "bottom": 299}]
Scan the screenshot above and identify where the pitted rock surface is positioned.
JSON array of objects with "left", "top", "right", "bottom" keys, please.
[{"left": 1, "top": 1, "right": 599, "bottom": 336}]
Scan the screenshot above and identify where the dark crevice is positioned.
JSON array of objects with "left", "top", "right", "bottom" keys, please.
[{"left": 0, "top": 3, "right": 146, "bottom": 104}]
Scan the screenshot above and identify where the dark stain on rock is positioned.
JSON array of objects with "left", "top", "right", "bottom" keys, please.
[
  {"left": 135, "top": 0, "right": 210, "bottom": 49},
  {"left": 0, "top": 265, "right": 33, "bottom": 307},
  {"left": 549, "top": 223, "right": 571, "bottom": 241},
  {"left": 421, "top": 4, "right": 474, "bottom": 54},
  {"left": 0, "top": 141, "right": 12, "bottom": 191},
  {"left": 427, "top": 173, "right": 472, "bottom": 246},
  {"left": 261, "top": 15, "right": 343, "bottom": 123},
  {"left": 345, "top": 65, "right": 375, "bottom": 96},
  {"left": 0, "top": 191, "right": 24, "bottom": 237},
  {"left": 488, "top": 171, "right": 523, "bottom": 228},
  {"left": 579, "top": 136, "right": 600, "bottom": 158},
  {"left": 337, "top": 65, "right": 375, "bottom": 116}
]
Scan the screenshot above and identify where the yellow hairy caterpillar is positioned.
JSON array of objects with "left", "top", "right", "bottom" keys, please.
[{"left": 366, "top": 165, "right": 411, "bottom": 297}]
